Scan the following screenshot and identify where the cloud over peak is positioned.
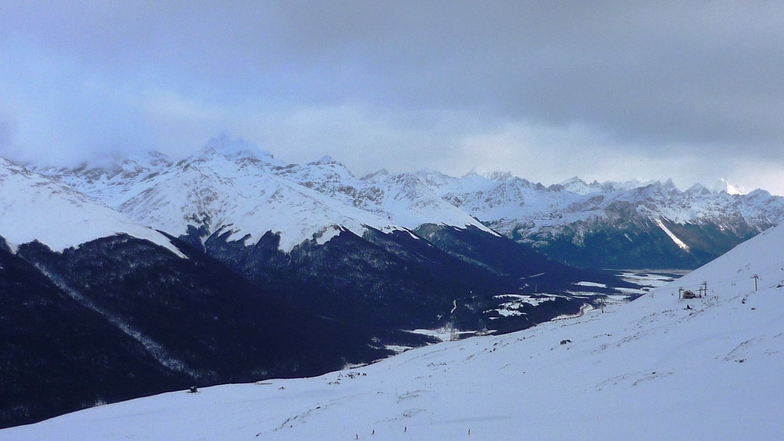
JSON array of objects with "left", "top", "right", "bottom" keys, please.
[{"left": 1, "top": 1, "right": 783, "bottom": 194}]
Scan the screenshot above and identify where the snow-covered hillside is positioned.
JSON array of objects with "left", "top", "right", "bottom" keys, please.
[
  {"left": 0, "top": 158, "right": 181, "bottom": 255},
  {"left": 6, "top": 224, "right": 782, "bottom": 440},
  {"left": 35, "top": 136, "right": 493, "bottom": 252}
]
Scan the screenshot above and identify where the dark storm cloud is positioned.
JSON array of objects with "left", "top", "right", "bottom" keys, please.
[
  {"left": 0, "top": 1, "right": 783, "bottom": 191},
  {"left": 263, "top": 1, "right": 784, "bottom": 154}
]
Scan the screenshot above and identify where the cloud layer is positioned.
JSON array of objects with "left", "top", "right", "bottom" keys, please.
[{"left": 1, "top": 1, "right": 783, "bottom": 193}]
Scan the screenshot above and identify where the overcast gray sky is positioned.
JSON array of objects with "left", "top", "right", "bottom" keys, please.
[{"left": 1, "top": 1, "right": 783, "bottom": 194}]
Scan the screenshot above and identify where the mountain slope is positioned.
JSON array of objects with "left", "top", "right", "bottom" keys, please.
[
  {"left": 31, "top": 139, "right": 631, "bottom": 332},
  {"left": 0, "top": 239, "right": 193, "bottom": 428},
  {"left": 0, "top": 158, "right": 180, "bottom": 255},
  {"left": 35, "top": 136, "right": 488, "bottom": 252},
  {"left": 0, "top": 160, "right": 407, "bottom": 429},
  {"left": 0, "top": 233, "right": 396, "bottom": 429},
  {"left": 85, "top": 139, "right": 401, "bottom": 252},
  {"left": 277, "top": 159, "right": 493, "bottom": 233},
  {"left": 6, "top": 224, "right": 782, "bottom": 440},
  {"left": 419, "top": 171, "right": 784, "bottom": 268},
  {"left": 193, "top": 222, "right": 628, "bottom": 331}
]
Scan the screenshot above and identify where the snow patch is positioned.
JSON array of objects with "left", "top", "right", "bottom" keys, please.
[
  {"left": 575, "top": 281, "right": 607, "bottom": 288},
  {"left": 654, "top": 218, "right": 690, "bottom": 251},
  {"left": 313, "top": 225, "right": 343, "bottom": 245}
]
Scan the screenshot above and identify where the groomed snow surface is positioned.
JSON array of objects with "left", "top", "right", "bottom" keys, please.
[{"left": 4, "top": 232, "right": 784, "bottom": 440}]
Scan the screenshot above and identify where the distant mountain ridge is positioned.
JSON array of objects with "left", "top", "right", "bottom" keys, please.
[
  {"left": 32, "top": 135, "right": 493, "bottom": 253},
  {"left": 33, "top": 135, "right": 784, "bottom": 269},
  {"left": 426, "top": 172, "right": 784, "bottom": 268}
]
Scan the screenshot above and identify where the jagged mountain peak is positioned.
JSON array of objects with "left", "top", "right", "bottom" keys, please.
[
  {"left": 412, "top": 168, "right": 457, "bottom": 188},
  {"left": 301, "top": 155, "right": 356, "bottom": 177},
  {"left": 118, "top": 150, "right": 173, "bottom": 169},
  {"left": 117, "top": 154, "right": 400, "bottom": 252},
  {"left": 560, "top": 176, "right": 587, "bottom": 186},
  {"left": 31, "top": 150, "right": 172, "bottom": 183},
  {"left": 17, "top": 135, "right": 784, "bottom": 269},
  {"left": 413, "top": 169, "right": 537, "bottom": 193},
  {"left": 360, "top": 169, "right": 390, "bottom": 182},
  {"left": 484, "top": 171, "right": 514, "bottom": 181},
  {"left": 555, "top": 176, "right": 593, "bottom": 194},
  {"left": 631, "top": 178, "right": 681, "bottom": 196},
  {"left": 553, "top": 177, "right": 677, "bottom": 195},
  {"left": 461, "top": 168, "right": 485, "bottom": 180},
  {"left": 686, "top": 182, "right": 712, "bottom": 196},
  {"left": 310, "top": 155, "right": 336, "bottom": 165},
  {"left": 597, "top": 178, "right": 655, "bottom": 192},
  {"left": 198, "top": 134, "right": 284, "bottom": 166},
  {"left": 712, "top": 178, "right": 747, "bottom": 195}
]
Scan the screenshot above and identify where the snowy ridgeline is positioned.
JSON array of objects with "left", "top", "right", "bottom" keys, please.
[
  {"left": 4, "top": 226, "right": 784, "bottom": 440},
  {"left": 26, "top": 135, "right": 784, "bottom": 260},
  {"left": 0, "top": 158, "right": 182, "bottom": 256}
]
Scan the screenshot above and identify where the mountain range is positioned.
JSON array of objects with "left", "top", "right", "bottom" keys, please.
[
  {"left": 2, "top": 135, "right": 782, "bottom": 428},
  {"left": 35, "top": 134, "right": 784, "bottom": 270},
  {"left": 5, "top": 187, "right": 784, "bottom": 441},
  {"left": 0, "top": 137, "right": 631, "bottom": 428}
]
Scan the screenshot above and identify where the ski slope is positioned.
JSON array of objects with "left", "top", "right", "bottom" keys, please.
[{"left": 4, "top": 224, "right": 783, "bottom": 440}]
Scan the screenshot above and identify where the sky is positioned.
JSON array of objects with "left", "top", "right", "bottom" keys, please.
[{"left": 1, "top": 1, "right": 783, "bottom": 194}]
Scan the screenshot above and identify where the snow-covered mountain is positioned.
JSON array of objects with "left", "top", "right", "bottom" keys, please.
[
  {"left": 34, "top": 137, "right": 405, "bottom": 252},
  {"left": 33, "top": 135, "right": 784, "bottom": 270},
  {"left": 34, "top": 135, "right": 491, "bottom": 253},
  {"left": 416, "top": 171, "right": 784, "bottom": 269},
  {"left": 3, "top": 139, "right": 645, "bottom": 428},
  {"left": 0, "top": 158, "right": 180, "bottom": 255},
  {"left": 4, "top": 137, "right": 638, "bottom": 339},
  {"left": 6, "top": 208, "right": 783, "bottom": 440}
]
